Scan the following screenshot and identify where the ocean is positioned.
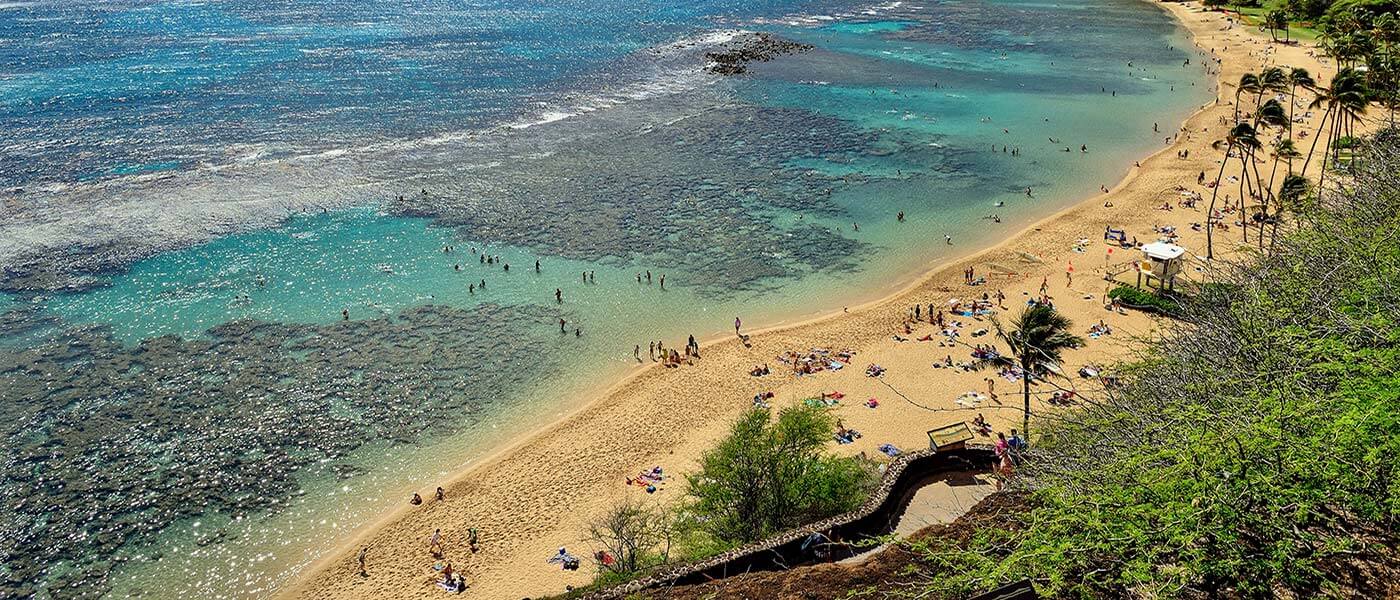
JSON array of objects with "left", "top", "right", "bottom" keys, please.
[{"left": 0, "top": 0, "right": 1209, "bottom": 597}]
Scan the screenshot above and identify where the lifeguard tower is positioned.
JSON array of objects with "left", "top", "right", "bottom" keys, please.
[{"left": 1136, "top": 241, "right": 1185, "bottom": 291}]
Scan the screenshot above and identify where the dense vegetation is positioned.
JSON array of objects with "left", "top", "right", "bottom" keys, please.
[
  {"left": 905, "top": 130, "right": 1400, "bottom": 598},
  {"left": 1204, "top": 0, "right": 1399, "bottom": 116},
  {"left": 578, "top": 404, "right": 878, "bottom": 589}
]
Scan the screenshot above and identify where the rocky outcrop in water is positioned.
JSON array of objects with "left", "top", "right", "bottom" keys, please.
[{"left": 705, "top": 33, "right": 813, "bottom": 75}]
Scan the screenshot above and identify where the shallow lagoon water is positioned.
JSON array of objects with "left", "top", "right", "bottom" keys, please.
[{"left": 0, "top": 0, "right": 1211, "bottom": 597}]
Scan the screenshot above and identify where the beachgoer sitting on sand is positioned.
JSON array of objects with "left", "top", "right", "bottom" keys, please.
[
  {"left": 547, "top": 548, "right": 581, "bottom": 571},
  {"left": 834, "top": 426, "right": 861, "bottom": 444},
  {"left": 410, "top": 493, "right": 423, "bottom": 506},
  {"left": 972, "top": 413, "right": 992, "bottom": 435},
  {"left": 865, "top": 364, "right": 886, "bottom": 377}
]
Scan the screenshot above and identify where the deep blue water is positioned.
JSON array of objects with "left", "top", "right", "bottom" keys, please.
[{"left": 0, "top": 0, "right": 849, "bottom": 187}]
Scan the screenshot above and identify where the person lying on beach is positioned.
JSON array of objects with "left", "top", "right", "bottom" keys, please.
[{"left": 749, "top": 364, "right": 770, "bottom": 376}]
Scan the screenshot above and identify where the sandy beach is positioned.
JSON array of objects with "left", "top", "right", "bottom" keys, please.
[{"left": 284, "top": 4, "right": 1346, "bottom": 599}]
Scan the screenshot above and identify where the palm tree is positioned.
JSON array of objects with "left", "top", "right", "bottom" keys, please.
[
  {"left": 1234, "top": 72, "right": 1261, "bottom": 124},
  {"left": 1246, "top": 99, "right": 1287, "bottom": 247},
  {"left": 1207, "top": 122, "right": 1258, "bottom": 259},
  {"left": 1286, "top": 67, "right": 1315, "bottom": 141},
  {"left": 975, "top": 305, "right": 1085, "bottom": 438},
  {"left": 1266, "top": 10, "right": 1291, "bottom": 43},
  {"left": 1256, "top": 67, "right": 1289, "bottom": 114},
  {"left": 1270, "top": 174, "right": 1313, "bottom": 249},
  {"left": 1302, "top": 69, "right": 1367, "bottom": 196}
]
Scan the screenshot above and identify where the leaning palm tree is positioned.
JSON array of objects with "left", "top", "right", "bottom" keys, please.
[
  {"left": 975, "top": 305, "right": 1085, "bottom": 438},
  {"left": 1286, "top": 67, "right": 1315, "bottom": 140},
  {"left": 1302, "top": 68, "right": 1367, "bottom": 198},
  {"left": 1207, "top": 122, "right": 1258, "bottom": 259},
  {"left": 1234, "top": 72, "right": 1261, "bottom": 123},
  {"left": 1246, "top": 99, "right": 1287, "bottom": 247},
  {"left": 1264, "top": 138, "right": 1301, "bottom": 229},
  {"left": 1255, "top": 67, "right": 1289, "bottom": 114}
]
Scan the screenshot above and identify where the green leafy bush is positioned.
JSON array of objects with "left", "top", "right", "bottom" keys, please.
[
  {"left": 1107, "top": 284, "right": 1181, "bottom": 314},
  {"left": 684, "top": 404, "right": 878, "bottom": 543}
]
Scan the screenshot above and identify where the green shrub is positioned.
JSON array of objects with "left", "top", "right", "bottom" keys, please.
[
  {"left": 1107, "top": 284, "right": 1181, "bottom": 314},
  {"left": 684, "top": 404, "right": 878, "bottom": 543}
]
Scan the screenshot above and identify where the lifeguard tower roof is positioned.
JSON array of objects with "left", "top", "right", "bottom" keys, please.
[{"left": 1141, "top": 241, "right": 1185, "bottom": 261}]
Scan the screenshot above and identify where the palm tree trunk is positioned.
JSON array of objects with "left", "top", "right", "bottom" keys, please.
[
  {"left": 1265, "top": 151, "right": 1283, "bottom": 250},
  {"left": 1300, "top": 103, "right": 1333, "bottom": 177},
  {"left": 1316, "top": 109, "right": 1341, "bottom": 203},
  {"left": 1206, "top": 142, "right": 1233, "bottom": 260},
  {"left": 1238, "top": 154, "right": 1250, "bottom": 244},
  {"left": 1022, "top": 369, "right": 1032, "bottom": 438},
  {"left": 1287, "top": 83, "right": 1297, "bottom": 141}
]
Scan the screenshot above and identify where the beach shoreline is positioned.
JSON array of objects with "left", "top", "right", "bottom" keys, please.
[{"left": 284, "top": 3, "right": 1341, "bottom": 599}]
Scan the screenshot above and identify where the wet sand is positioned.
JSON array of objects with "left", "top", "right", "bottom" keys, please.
[{"left": 284, "top": 4, "right": 1345, "bottom": 599}]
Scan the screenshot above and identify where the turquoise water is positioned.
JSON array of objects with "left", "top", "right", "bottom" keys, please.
[{"left": 0, "top": 0, "right": 1212, "bottom": 597}]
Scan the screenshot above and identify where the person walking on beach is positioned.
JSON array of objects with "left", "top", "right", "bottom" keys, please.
[
  {"left": 428, "top": 528, "right": 443, "bottom": 558},
  {"left": 535, "top": 259, "right": 541, "bottom": 272},
  {"left": 634, "top": 345, "right": 641, "bottom": 362},
  {"left": 660, "top": 274, "right": 665, "bottom": 289},
  {"left": 735, "top": 317, "right": 742, "bottom": 337},
  {"left": 357, "top": 546, "right": 368, "bottom": 577},
  {"left": 555, "top": 288, "right": 562, "bottom": 303},
  {"left": 560, "top": 318, "right": 567, "bottom": 333},
  {"left": 649, "top": 342, "right": 655, "bottom": 361}
]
